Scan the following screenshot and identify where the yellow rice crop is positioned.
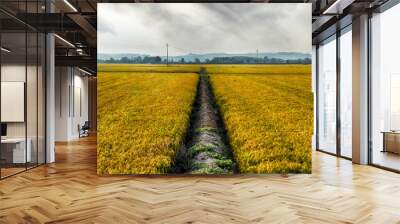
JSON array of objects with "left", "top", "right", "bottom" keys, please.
[
  {"left": 205, "top": 64, "right": 310, "bottom": 74},
  {"left": 209, "top": 66, "right": 313, "bottom": 173},
  {"left": 97, "top": 64, "right": 312, "bottom": 174},
  {"left": 98, "top": 64, "right": 201, "bottom": 73},
  {"left": 97, "top": 71, "right": 198, "bottom": 174},
  {"left": 98, "top": 64, "right": 309, "bottom": 75}
]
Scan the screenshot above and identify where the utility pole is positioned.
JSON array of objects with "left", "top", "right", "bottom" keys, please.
[
  {"left": 256, "top": 49, "right": 259, "bottom": 63},
  {"left": 166, "top": 43, "right": 169, "bottom": 66}
]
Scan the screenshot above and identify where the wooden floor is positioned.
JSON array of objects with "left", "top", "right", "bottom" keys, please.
[
  {"left": 372, "top": 150, "right": 400, "bottom": 171},
  {"left": 0, "top": 136, "right": 400, "bottom": 223},
  {"left": 0, "top": 167, "right": 26, "bottom": 178}
]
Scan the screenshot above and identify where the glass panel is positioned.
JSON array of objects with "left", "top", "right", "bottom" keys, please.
[
  {"left": 318, "top": 36, "right": 337, "bottom": 154},
  {"left": 0, "top": 1, "right": 46, "bottom": 179},
  {"left": 340, "top": 28, "right": 352, "bottom": 158},
  {"left": 27, "top": 31, "right": 38, "bottom": 169},
  {"left": 371, "top": 4, "right": 400, "bottom": 171},
  {"left": 26, "top": 0, "right": 40, "bottom": 169},
  {"left": 38, "top": 32, "right": 45, "bottom": 165},
  {"left": 1, "top": 31, "right": 27, "bottom": 177}
]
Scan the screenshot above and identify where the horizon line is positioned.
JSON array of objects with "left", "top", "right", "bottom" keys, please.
[{"left": 98, "top": 51, "right": 312, "bottom": 55}]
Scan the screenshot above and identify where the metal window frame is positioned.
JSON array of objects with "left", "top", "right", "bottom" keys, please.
[
  {"left": 316, "top": 0, "right": 400, "bottom": 172},
  {"left": 336, "top": 26, "right": 341, "bottom": 157},
  {"left": 315, "top": 21, "right": 353, "bottom": 162}
]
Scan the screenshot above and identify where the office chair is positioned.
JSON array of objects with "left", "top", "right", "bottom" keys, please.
[{"left": 79, "top": 121, "right": 90, "bottom": 138}]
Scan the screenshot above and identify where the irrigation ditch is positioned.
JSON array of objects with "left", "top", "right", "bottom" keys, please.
[{"left": 172, "top": 68, "right": 236, "bottom": 174}]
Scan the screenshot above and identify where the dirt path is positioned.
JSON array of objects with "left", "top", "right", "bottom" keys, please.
[{"left": 173, "top": 68, "right": 235, "bottom": 174}]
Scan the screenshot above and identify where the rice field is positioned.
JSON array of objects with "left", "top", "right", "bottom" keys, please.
[
  {"left": 209, "top": 68, "right": 313, "bottom": 173},
  {"left": 97, "top": 64, "right": 313, "bottom": 174},
  {"left": 97, "top": 71, "right": 198, "bottom": 174},
  {"left": 98, "top": 64, "right": 308, "bottom": 74},
  {"left": 98, "top": 64, "right": 201, "bottom": 73}
]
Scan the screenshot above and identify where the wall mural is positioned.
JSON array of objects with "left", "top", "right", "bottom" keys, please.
[{"left": 97, "top": 3, "right": 313, "bottom": 174}]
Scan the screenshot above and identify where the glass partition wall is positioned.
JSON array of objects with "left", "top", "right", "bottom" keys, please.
[
  {"left": 0, "top": 3, "right": 46, "bottom": 179},
  {"left": 370, "top": 3, "right": 400, "bottom": 171},
  {"left": 316, "top": 25, "right": 352, "bottom": 159},
  {"left": 315, "top": 1, "right": 400, "bottom": 172},
  {"left": 0, "top": 30, "right": 27, "bottom": 177}
]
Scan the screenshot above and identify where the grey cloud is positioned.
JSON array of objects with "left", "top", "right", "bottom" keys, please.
[
  {"left": 97, "top": 15, "right": 115, "bottom": 34},
  {"left": 98, "top": 3, "right": 311, "bottom": 55}
]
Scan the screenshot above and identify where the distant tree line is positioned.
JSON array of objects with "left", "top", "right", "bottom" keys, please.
[
  {"left": 208, "top": 56, "right": 311, "bottom": 64},
  {"left": 98, "top": 55, "right": 311, "bottom": 64},
  {"left": 98, "top": 56, "right": 162, "bottom": 64}
]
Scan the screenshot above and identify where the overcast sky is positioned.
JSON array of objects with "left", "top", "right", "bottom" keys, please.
[{"left": 98, "top": 3, "right": 311, "bottom": 56}]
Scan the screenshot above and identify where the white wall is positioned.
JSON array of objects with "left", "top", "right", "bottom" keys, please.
[
  {"left": 55, "top": 67, "right": 89, "bottom": 141},
  {"left": 1, "top": 65, "right": 40, "bottom": 138},
  {"left": 1, "top": 63, "right": 46, "bottom": 164},
  {"left": 1, "top": 65, "right": 26, "bottom": 139},
  {"left": 55, "top": 66, "right": 69, "bottom": 141},
  {"left": 72, "top": 72, "right": 89, "bottom": 138},
  {"left": 1, "top": 64, "right": 25, "bottom": 81}
]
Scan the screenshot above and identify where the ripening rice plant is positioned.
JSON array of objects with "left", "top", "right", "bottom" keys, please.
[
  {"left": 209, "top": 65, "right": 313, "bottom": 173},
  {"left": 97, "top": 69, "right": 198, "bottom": 174},
  {"left": 98, "top": 64, "right": 202, "bottom": 73},
  {"left": 204, "top": 64, "right": 311, "bottom": 75}
]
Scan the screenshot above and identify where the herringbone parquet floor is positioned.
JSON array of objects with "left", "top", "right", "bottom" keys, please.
[{"left": 1, "top": 135, "right": 400, "bottom": 224}]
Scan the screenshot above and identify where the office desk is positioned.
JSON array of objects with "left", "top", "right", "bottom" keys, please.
[
  {"left": 1, "top": 138, "right": 32, "bottom": 163},
  {"left": 382, "top": 131, "right": 400, "bottom": 154}
]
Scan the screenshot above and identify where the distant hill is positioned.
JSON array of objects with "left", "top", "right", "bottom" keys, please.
[{"left": 98, "top": 52, "right": 311, "bottom": 63}]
